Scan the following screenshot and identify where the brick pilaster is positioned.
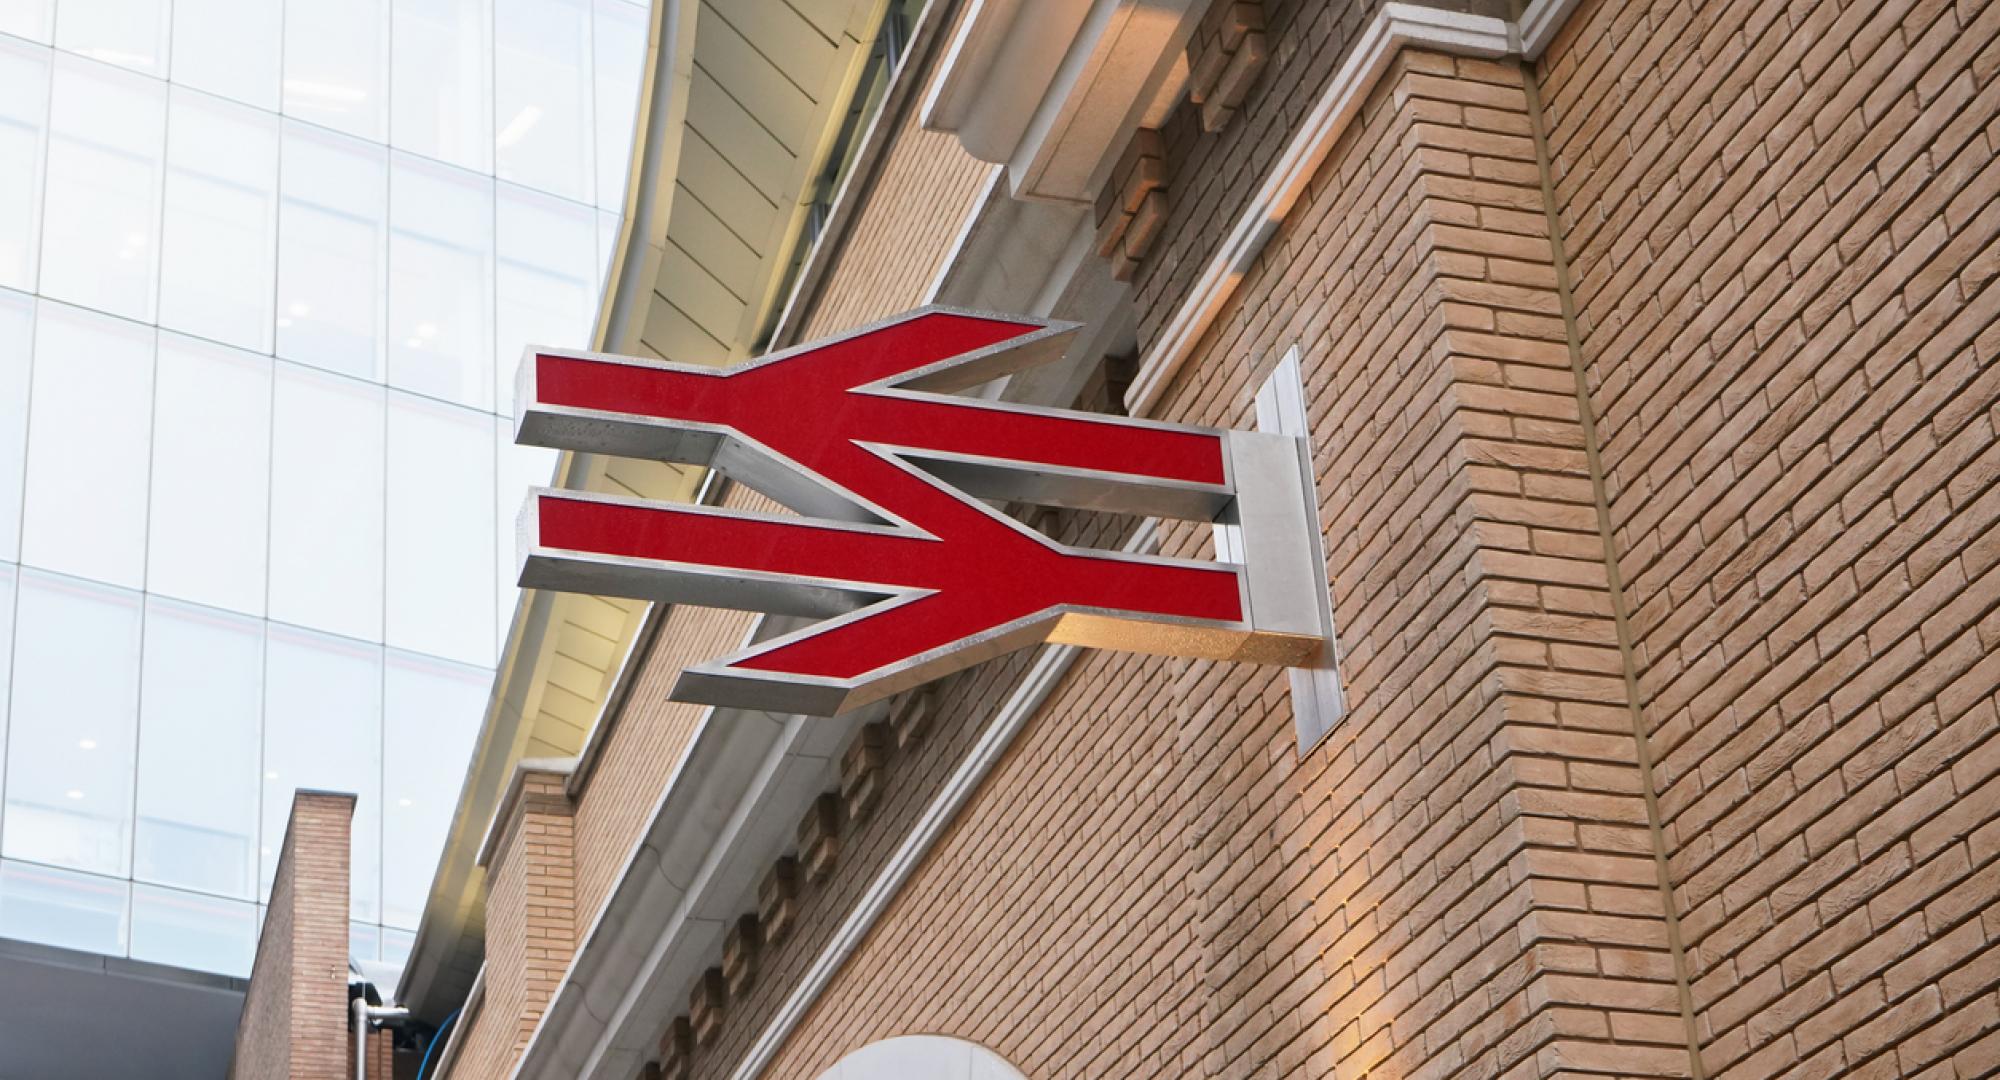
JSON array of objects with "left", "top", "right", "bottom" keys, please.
[
  {"left": 229, "top": 790, "right": 356, "bottom": 1080},
  {"left": 1408, "top": 52, "right": 1696, "bottom": 1076},
  {"left": 460, "top": 765, "right": 578, "bottom": 1077}
]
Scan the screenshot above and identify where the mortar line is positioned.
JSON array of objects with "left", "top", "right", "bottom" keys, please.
[{"left": 1515, "top": 50, "right": 1708, "bottom": 1080}]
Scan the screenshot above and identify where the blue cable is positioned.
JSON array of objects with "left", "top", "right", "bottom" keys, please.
[{"left": 415, "top": 1006, "right": 462, "bottom": 1080}]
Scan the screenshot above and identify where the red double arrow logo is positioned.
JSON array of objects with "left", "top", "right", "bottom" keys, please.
[{"left": 517, "top": 308, "right": 1313, "bottom": 715}]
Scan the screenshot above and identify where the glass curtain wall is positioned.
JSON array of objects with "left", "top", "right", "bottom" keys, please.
[{"left": 0, "top": 0, "right": 648, "bottom": 977}]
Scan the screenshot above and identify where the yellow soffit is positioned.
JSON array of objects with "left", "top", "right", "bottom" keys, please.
[{"left": 397, "top": 0, "right": 893, "bottom": 1020}]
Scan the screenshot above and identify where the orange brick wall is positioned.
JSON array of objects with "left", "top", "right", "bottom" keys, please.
[
  {"left": 795, "top": 17, "right": 998, "bottom": 341},
  {"left": 1134, "top": 0, "right": 1509, "bottom": 351},
  {"left": 230, "top": 791, "right": 355, "bottom": 1080},
  {"left": 447, "top": 77, "right": 1000, "bottom": 1050},
  {"left": 454, "top": 768, "right": 579, "bottom": 1079},
  {"left": 572, "top": 592, "right": 756, "bottom": 926},
  {"left": 689, "top": 50, "right": 1696, "bottom": 1080},
  {"left": 434, "top": 1, "right": 2000, "bottom": 1078},
  {"left": 1540, "top": 0, "right": 2000, "bottom": 1075}
]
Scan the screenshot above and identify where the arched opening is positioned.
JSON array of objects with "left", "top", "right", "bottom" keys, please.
[{"left": 811, "top": 1035, "right": 1026, "bottom": 1080}]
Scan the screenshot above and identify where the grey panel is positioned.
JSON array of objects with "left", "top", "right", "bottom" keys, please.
[
  {"left": 0, "top": 938, "right": 245, "bottom": 1080},
  {"left": 660, "top": 241, "right": 749, "bottom": 341}
]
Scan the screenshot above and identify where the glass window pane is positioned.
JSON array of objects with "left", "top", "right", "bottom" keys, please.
[
  {"left": 134, "top": 598, "right": 262, "bottom": 898},
  {"left": 276, "top": 123, "right": 386, "bottom": 380},
  {"left": 388, "top": 156, "right": 493, "bottom": 409},
  {"left": 386, "top": 393, "right": 494, "bottom": 663},
  {"left": 149, "top": 334, "right": 272, "bottom": 614},
  {"left": 391, "top": 0, "right": 491, "bottom": 173},
  {"left": 21, "top": 302, "right": 154, "bottom": 588},
  {"left": 0, "top": 290, "right": 30, "bottom": 562},
  {"left": 262, "top": 626, "right": 382, "bottom": 923},
  {"left": 40, "top": 54, "right": 166, "bottom": 322},
  {"left": 3, "top": 571, "right": 142, "bottom": 877},
  {"left": 596, "top": 207, "right": 617, "bottom": 298},
  {"left": 0, "top": 860, "right": 128, "bottom": 954},
  {"left": 495, "top": 183, "right": 595, "bottom": 414},
  {"left": 282, "top": 0, "right": 387, "bottom": 140},
  {"left": 0, "top": 565, "right": 17, "bottom": 806},
  {"left": 381, "top": 651, "right": 485, "bottom": 929},
  {"left": 382, "top": 925, "right": 414, "bottom": 967},
  {"left": 495, "top": 438, "right": 556, "bottom": 653},
  {"left": 130, "top": 884, "right": 256, "bottom": 976},
  {"left": 349, "top": 920, "right": 380, "bottom": 962},
  {"left": 269, "top": 362, "right": 385, "bottom": 641},
  {"left": 0, "top": 40, "right": 49, "bottom": 292},
  {"left": 160, "top": 89, "right": 279, "bottom": 353},
  {"left": 0, "top": 0, "right": 53, "bottom": 42},
  {"left": 54, "top": 0, "right": 167, "bottom": 75},
  {"left": 170, "top": 0, "right": 281, "bottom": 110},
  {"left": 495, "top": 0, "right": 592, "bottom": 202},
  {"left": 593, "top": 0, "right": 644, "bottom": 210}
]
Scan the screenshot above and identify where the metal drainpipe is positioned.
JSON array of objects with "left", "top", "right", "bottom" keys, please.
[{"left": 353, "top": 997, "right": 411, "bottom": 1080}]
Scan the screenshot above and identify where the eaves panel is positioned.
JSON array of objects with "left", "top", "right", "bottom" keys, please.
[
  {"left": 692, "top": 39, "right": 818, "bottom": 152},
  {"left": 704, "top": 0, "right": 837, "bottom": 71},
  {"left": 687, "top": 68, "right": 797, "bottom": 204},
  {"left": 665, "top": 190, "right": 765, "bottom": 298},
  {"left": 554, "top": 627, "right": 621, "bottom": 675},
  {"left": 675, "top": 134, "right": 780, "bottom": 250},
  {"left": 546, "top": 651, "right": 610, "bottom": 698},
  {"left": 642, "top": 297, "right": 733, "bottom": 365},
  {"left": 562, "top": 592, "right": 647, "bottom": 640},
  {"left": 535, "top": 679, "right": 599, "bottom": 727},
  {"left": 660, "top": 240, "right": 751, "bottom": 335}
]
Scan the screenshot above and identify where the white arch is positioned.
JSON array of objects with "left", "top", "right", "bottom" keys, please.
[{"left": 812, "top": 1035, "right": 1027, "bottom": 1080}]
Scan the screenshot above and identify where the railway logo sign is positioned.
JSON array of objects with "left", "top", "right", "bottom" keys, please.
[{"left": 515, "top": 307, "right": 1329, "bottom": 715}]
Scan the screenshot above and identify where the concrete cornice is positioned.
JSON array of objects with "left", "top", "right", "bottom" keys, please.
[
  {"left": 922, "top": 0, "right": 1204, "bottom": 202},
  {"left": 474, "top": 757, "right": 580, "bottom": 869},
  {"left": 508, "top": 698, "right": 871, "bottom": 1080},
  {"left": 1520, "top": 0, "right": 1585, "bottom": 59}
]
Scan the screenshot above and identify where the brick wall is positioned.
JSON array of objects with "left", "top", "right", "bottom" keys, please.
[
  {"left": 454, "top": 767, "right": 579, "bottom": 1079},
  {"left": 230, "top": 791, "right": 355, "bottom": 1080},
  {"left": 794, "top": 0, "right": 997, "bottom": 343},
  {"left": 1134, "top": 0, "right": 1509, "bottom": 349},
  {"left": 1540, "top": 0, "right": 2000, "bottom": 1075},
  {"left": 438, "top": 1, "right": 2000, "bottom": 1077},
  {"left": 573, "top": 594, "right": 756, "bottom": 925},
  {"left": 688, "top": 48, "right": 1697, "bottom": 1080},
  {"left": 796, "top": 96, "right": 995, "bottom": 341}
]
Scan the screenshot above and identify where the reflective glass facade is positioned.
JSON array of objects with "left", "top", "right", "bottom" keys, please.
[{"left": 0, "top": 0, "right": 646, "bottom": 977}]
